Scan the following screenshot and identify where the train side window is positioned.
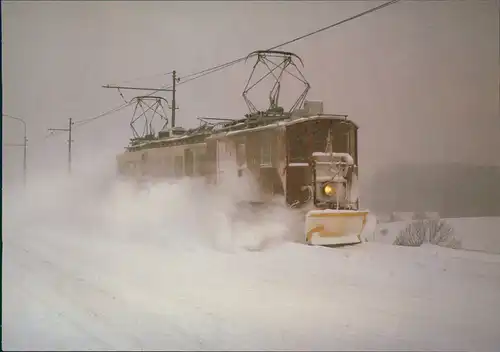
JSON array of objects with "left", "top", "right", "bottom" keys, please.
[
  {"left": 196, "top": 151, "right": 208, "bottom": 176},
  {"left": 236, "top": 143, "right": 246, "bottom": 167},
  {"left": 260, "top": 137, "right": 272, "bottom": 167},
  {"left": 184, "top": 149, "right": 194, "bottom": 177},
  {"left": 174, "top": 155, "right": 183, "bottom": 177}
]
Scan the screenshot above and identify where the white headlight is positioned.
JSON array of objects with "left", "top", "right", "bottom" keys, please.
[{"left": 323, "top": 183, "right": 335, "bottom": 196}]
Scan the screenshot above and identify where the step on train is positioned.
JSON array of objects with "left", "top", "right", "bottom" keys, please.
[{"left": 115, "top": 50, "right": 369, "bottom": 246}]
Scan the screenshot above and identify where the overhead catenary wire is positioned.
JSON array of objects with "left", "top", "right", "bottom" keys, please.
[
  {"left": 270, "top": 0, "right": 402, "bottom": 51},
  {"left": 101, "top": 0, "right": 402, "bottom": 96},
  {"left": 175, "top": 0, "right": 402, "bottom": 87},
  {"left": 48, "top": 0, "right": 401, "bottom": 137},
  {"left": 177, "top": 58, "right": 247, "bottom": 84},
  {"left": 73, "top": 102, "right": 131, "bottom": 126},
  {"left": 149, "top": 0, "right": 401, "bottom": 92},
  {"left": 45, "top": 101, "right": 131, "bottom": 139}
]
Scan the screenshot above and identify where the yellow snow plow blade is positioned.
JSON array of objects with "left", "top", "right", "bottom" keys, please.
[{"left": 305, "top": 210, "right": 369, "bottom": 246}]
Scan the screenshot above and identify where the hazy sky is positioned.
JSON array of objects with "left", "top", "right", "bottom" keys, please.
[{"left": 2, "top": 0, "right": 499, "bottom": 186}]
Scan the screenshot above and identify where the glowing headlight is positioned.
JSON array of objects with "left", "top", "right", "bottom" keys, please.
[{"left": 323, "top": 183, "right": 335, "bottom": 196}]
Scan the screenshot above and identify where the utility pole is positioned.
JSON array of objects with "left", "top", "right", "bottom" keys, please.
[
  {"left": 102, "top": 70, "right": 178, "bottom": 128},
  {"left": 3, "top": 114, "right": 28, "bottom": 188},
  {"left": 48, "top": 118, "right": 74, "bottom": 174},
  {"left": 172, "top": 70, "right": 176, "bottom": 128}
]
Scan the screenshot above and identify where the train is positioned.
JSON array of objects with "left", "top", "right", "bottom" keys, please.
[{"left": 115, "top": 50, "right": 369, "bottom": 246}]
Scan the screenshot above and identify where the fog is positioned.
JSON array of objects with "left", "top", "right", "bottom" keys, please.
[{"left": 2, "top": 1, "right": 499, "bottom": 212}]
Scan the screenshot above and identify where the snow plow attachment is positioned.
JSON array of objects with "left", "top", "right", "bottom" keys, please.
[{"left": 305, "top": 209, "right": 369, "bottom": 246}]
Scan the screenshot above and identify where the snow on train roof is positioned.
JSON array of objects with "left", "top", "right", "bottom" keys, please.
[
  {"left": 126, "top": 114, "right": 358, "bottom": 151},
  {"left": 211, "top": 114, "right": 357, "bottom": 139}
]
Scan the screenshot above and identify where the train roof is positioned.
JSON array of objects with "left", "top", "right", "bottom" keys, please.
[{"left": 124, "top": 113, "right": 358, "bottom": 153}]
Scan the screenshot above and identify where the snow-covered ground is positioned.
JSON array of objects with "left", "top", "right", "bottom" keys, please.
[{"left": 3, "top": 166, "right": 500, "bottom": 351}]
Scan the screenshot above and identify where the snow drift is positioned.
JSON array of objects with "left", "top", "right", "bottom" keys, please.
[{"left": 3, "top": 158, "right": 302, "bottom": 255}]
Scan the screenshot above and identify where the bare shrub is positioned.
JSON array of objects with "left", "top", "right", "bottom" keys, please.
[
  {"left": 394, "top": 220, "right": 427, "bottom": 246},
  {"left": 394, "top": 219, "right": 462, "bottom": 249},
  {"left": 427, "top": 219, "right": 461, "bottom": 248}
]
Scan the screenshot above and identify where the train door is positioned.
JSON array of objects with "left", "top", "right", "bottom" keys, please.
[
  {"left": 257, "top": 131, "right": 284, "bottom": 199},
  {"left": 234, "top": 135, "right": 260, "bottom": 200},
  {"left": 285, "top": 122, "right": 313, "bottom": 207},
  {"left": 216, "top": 139, "right": 236, "bottom": 185}
]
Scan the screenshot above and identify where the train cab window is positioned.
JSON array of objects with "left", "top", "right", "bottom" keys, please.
[
  {"left": 174, "top": 155, "right": 183, "bottom": 177},
  {"left": 330, "top": 127, "right": 348, "bottom": 154},
  {"left": 287, "top": 123, "right": 309, "bottom": 163},
  {"left": 184, "top": 149, "right": 194, "bottom": 177},
  {"left": 348, "top": 127, "right": 357, "bottom": 162}
]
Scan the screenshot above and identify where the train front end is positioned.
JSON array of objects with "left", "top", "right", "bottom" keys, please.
[{"left": 285, "top": 114, "right": 369, "bottom": 246}]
